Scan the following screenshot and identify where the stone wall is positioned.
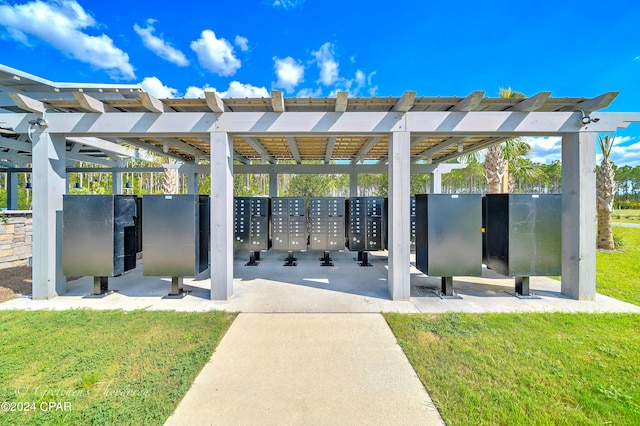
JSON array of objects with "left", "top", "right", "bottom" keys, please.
[{"left": 0, "top": 211, "right": 32, "bottom": 269}]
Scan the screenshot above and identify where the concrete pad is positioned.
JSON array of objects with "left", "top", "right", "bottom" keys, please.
[
  {"left": 164, "top": 313, "right": 444, "bottom": 426},
  {"left": 1, "top": 250, "right": 639, "bottom": 314}
]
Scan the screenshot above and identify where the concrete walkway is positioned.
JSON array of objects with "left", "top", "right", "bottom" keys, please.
[{"left": 164, "top": 313, "right": 443, "bottom": 426}]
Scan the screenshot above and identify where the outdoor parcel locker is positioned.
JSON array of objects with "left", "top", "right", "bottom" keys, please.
[
  {"left": 415, "top": 194, "right": 482, "bottom": 296},
  {"left": 310, "top": 197, "right": 345, "bottom": 266},
  {"left": 271, "top": 197, "right": 307, "bottom": 266},
  {"left": 234, "top": 197, "right": 271, "bottom": 265},
  {"left": 62, "top": 195, "right": 137, "bottom": 296},
  {"left": 346, "top": 197, "right": 385, "bottom": 266},
  {"left": 485, "top": 194, "right": 561, "bottom": 296},
  {"left": 142, "top": 195, "right": 210, "bottom": 296}
]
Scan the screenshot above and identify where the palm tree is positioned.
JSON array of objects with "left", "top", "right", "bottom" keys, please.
[
  {"left": 597, "top": 135, "right": 616, "bottom": 250},
  {"left": 483, "top": 87, "right": 532, "bottom": 193}
]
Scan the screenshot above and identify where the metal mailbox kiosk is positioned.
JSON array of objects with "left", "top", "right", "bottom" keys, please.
[
  {"left": 63, "top": 195, "right": 137, "bottom": 297},
  {"left": 142, "top": 195, "right": 210, "bottom": 297},
  {"left": 346, "top": 197, "right": 385, "bottom": 266},
  {"left": 415, "top": 194, "right": 482, "bottom": 297},
  {"left": 384, "top": 196, "right": 416, "bottom": 253},
  {"left": 271, "top": 197, "right": 307, "bottom": 266},
  {"left": 310, "top": 197, "right": 345, "bottom": 266},
  {"left": 234, "top": 197, "right": 271, "bottom": 265},
  {"left": 485, "top": 194, "right": 561, "bottom": 297}
]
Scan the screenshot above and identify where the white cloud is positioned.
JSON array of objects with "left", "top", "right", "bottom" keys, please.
[
  {"left": 273, "top": 56, "right": 304, "bottom": 93},
  {"left": 234, "top": 35, "right": 249, "bottom": 52},
  {"left": 272, "top": 0, "right": 305, "bottom": 9},
  {"left": 526, "top": 136, "right": 562, "bottom": 164},
  {"left": 296, "top": 87, "right": 322, "bottom": 97},
  {"left": 607, "top": 136, "right": 640, "bottom": 167},
  {"left": 0, "top": 0, "right": 135, "bottom": 79},
  {"left": 184, "top": 86, "right": 206, "bottom": 98},
  {"left": 184, "top": 81, "right": 269, "bottom": 99},
  {"left": 190, "top": 30, "right": 241, "bottom": 77},
  {"left": 312, "top": 42, "right": 339, "bottom": 86},
  {"left": 140, "top": 76, "right": 178, "bottom": 98},
  {"left": 133, "top": 21, "right": 189, "bottom": 66}
]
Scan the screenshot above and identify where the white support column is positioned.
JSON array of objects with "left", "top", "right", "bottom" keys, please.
[
  {"left": 561, "top": 132, "right": 596, "bottom": 300},
  {"left": 388, "top": 131, "right": 411, "bottom": 300},
  {"left": 31, "top": 131, "right": 66, "bottom": 298},
  {"left": 269, "top": 170, "right": 278, "bottom": 197},
  {"left": 187, "top": 172, "right": 199, "bottom": 194},
  {"left": 6, "top": 172, "right": 18, "bottom": 210},
  {"left": 430, "top": 170, "right": 442, "bottom": 194},
  {"left": 350, "top": 171, "right": 358, "bottom": 196},
  {"left": 112, "top": 172, "right": 123, "bottom": 195},
  {"left": 210, "top": 132, "right": 233, "bottom": 300}
]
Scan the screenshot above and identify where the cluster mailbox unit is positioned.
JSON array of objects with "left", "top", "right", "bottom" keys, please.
[
  {"left": 484, "top": 194, "right": 562, "bottom": 297},
  {"left": 346, "top": 197, "right": 385, "bottom": 266},
  {"left": 415, "top": 194, "right": 483, "bottom": 297},
  {"left": 234, "top": 197, "right": 271, "bottom": 265},
  {"left": 309, "top": 197, "right": 345, "bottom": 266},
  {"left": 272, "top": 197, "right": 307, "bottom": 266},
  {"left": 62, "top": 195, "right": 138, "bottom": 297},
  {"left": 384, "top": 196, "right": 417, "bottom": 253},
  {"left": 142, "top": 195, "right": 210, "bottom": 297}
]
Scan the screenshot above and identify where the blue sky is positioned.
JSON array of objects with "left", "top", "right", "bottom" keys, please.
[{"left": 1, "top": 0, "right": 639, "bottom": 165}]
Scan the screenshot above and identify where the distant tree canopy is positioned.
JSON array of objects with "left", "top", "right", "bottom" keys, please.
[{"left": 4, "top": 161, "right": 639, "bottom": 210}]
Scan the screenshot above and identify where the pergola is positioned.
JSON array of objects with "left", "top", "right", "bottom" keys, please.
[{"left": 2, "top": 64, "right": 639, "bottom": 301}]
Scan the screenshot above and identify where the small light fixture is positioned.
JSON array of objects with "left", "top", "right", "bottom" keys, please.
[
  {"left": 28, "top": 117, "right": 48, "bottom": 127},
  {"left": 74, "top": 181, "right": 82, "bottom": 189},
  {"left": 457, "top": 141, "right": 464, "bottom": 153},
  {"left": 576, "top": 109, "right": 600, "bottom": 126},
  {"left": 125, "top": 181, "right": 132, "bottom": 189},
  {"left": 25, "top": 178, "right": 32, "bottom": 189}
]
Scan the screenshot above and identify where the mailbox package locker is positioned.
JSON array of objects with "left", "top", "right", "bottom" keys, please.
[
  {"left": 234, "top": 197, "right": 271, "bottom": 251},
  {"left": 142, "top": 195, "right": 210, "bottom": 295},
  {"left": 384, "top": 197, "right": 416, "bottom": 252},
  {"left": 271, "top": 197, "right": 307, "bottom": 251},
  {"left": 346, "top": 197, "right": 385, "bottom": 252},
  {"left": 415, "top": 194, "right": 482, "bottom": 296},
  {"left": 485, "top": 193, "right": 561, "bottom": 296},
  {"left": 310, "top": 197, "right": 345, "bottom": 251},
  {"left": 62, "top": 195, "right": 137, "bottom": 296}
]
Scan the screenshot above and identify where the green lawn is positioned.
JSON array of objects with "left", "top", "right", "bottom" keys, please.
[
  {"left": 0, "top": 310, "right": 235, "bottom": 425},
  {"left": 385, "top": 312, "right": 640, "bottom": 425},
  {"left": 612, "top": 208, "right": 640, "bottom": 224},
  {"left": 598, "top": 227, "right": 640, "bottom": 306}
]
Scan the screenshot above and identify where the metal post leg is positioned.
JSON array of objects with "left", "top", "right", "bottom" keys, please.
[
  {"left": 171, "top": 276, "right": 184, "bottom": 295},
  {"left": 515, "top": 276, "right": 531, "bottom": 296},
  {"left": 284, "top": 250, "right": 297, "bottom": 266},
  {"left": 245, "top": 251, "right": 260, "bottom": 266},
  {"left": 94, "top": 276, "right": 109, "bottom": 295},
  {"left": 320, "top": 250, "right": 333, "bottom": 266},
  {"left": 359, "top": 251, "right": 372, "bottom": 267},
  {"left": 441, "top": 277, "right": 454, "bottom": 296}
]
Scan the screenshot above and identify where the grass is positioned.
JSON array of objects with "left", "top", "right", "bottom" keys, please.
[
  {"left": 385, "top": 312, "right": 640, "bottom": 425},
  {"left": 612, "top": 208, "right": 640, "bottom": 224},
  {"left": 0, "top": 310, "right": 235, "bottom": 425},
  {"left": 597, "top": 227, "right": 640, "bottom": 306}
]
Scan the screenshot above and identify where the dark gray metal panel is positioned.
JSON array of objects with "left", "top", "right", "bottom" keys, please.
[
  {"left": 485, "top": 195, "right": 510, "bottom": 275},
  {"left": 310, "top": 197, "right": 345, "bottom": 250},
  {"left": 415, "top": 194, "right": 482, "bottom": 277},
  {"left": 142, "top": 195, "right": 197, "bottom": 277},
  {"left": 508, "top": 194, "right": 562, "bottom": 276},
  {"left": 113, "top": 195, "right": 137, "bottom": 274},
  {"left": 63, "top": 195, "right": 115, "bottom": 276},
  {"left": 271, "top": 197, "right": 307, "bottom": 250},
  {"left": 346, "top": 197, "right": 385, "bottom": 251},
  {"left": 485, "top": 194, "right": 562, "bottom": 277}
]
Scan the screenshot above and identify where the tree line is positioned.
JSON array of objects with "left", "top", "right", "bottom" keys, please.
[{"left": 2, "top": 160, "right": 639, "bottom": 211}]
